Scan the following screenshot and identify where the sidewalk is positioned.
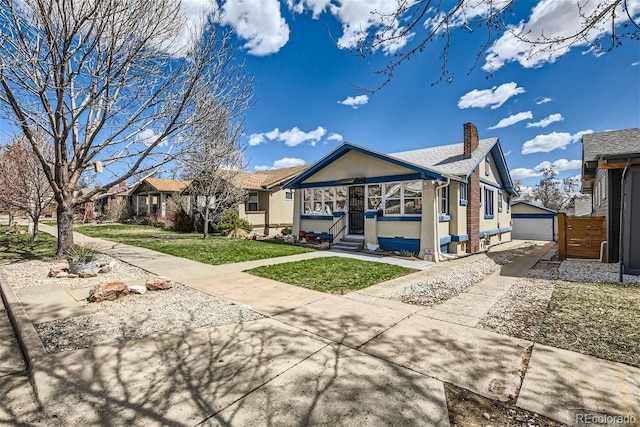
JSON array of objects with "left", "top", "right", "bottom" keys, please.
[{"left": 4, "top": 225, "right": 639, "bottom": 426}]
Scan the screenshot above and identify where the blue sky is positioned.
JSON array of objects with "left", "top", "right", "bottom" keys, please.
[
  {"left": 0, "top": 0, "right": 638, "bottom": 193},
  {"left": 216, "top": 0, "right": 640, "bottom": 192}
]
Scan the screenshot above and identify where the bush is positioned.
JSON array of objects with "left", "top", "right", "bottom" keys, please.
[
  {"left": 214, "top": 210, "right": 252, "bottom": 235},
  {"left": 172, "top": 209, "right": 194, "bottom": 232},
  {"left": 282, "top": 227, "right": 292, "bottom": 235}
]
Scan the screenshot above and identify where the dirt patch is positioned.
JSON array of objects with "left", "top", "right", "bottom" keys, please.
[{"left": 445, "top": 383, "right": 566, "bottom": 427}]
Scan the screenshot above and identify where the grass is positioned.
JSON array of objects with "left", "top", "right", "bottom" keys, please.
[
  {"left": 75, "top": 224, "right": 314, "bottom": 265},
  {"left": 537, "top": 280, "right": 640, "bottom": 367},
  {"left": 0, "top": 228, "right": 57, "bottom": 263},
  {"left": 246, "top": 256, "right": 413, "bottom": 293}
]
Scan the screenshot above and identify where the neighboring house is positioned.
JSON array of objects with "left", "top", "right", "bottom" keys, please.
[
  {"left": 582, "top": 127, "right": 640, "bottom": 274},
  {"left": 284, "top": 123, "right": 517, "bottom": 261},
  {"left": 511, "top": 201, "right": 557, "bottom": 241},
  {"left": 233, "top": 165, "right": 310, "bottom": 236},
  {"left": 129, "top": 178, "right": 190, "bottom": 218}
]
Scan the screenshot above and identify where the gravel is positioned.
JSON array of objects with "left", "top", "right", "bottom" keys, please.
[
  {"left": 400, "top": 243, "right": 538, "bottom": 306},
  {"left": 559, "top": 259, "right": 640, "bottom": 285},
  {"left": 1, "top": 255, "right": 263, "bottom": 353}
]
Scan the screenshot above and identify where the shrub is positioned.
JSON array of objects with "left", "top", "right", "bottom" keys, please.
[
  {"left": 172, "top": 209, "right": 194, "bottom": 232},
  {"left": 214, "top": 209, "right": 252, "bottom": 235},
  {"left": 282, "top": 226, "right": 292, "bottom": 235}
]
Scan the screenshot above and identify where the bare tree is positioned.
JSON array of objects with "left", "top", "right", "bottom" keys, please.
[
  {"left": 0, "top": 133, "right": 55, "bottom": 241},
  {"left": 0, "top": 0, "right": 252, "bottom": 255},
  {"left": 532, "top": 168, "right": 578, "bottom": 211},
  {"left": 179, "top": 102, "right": 246, "bottom": 239},
  {"left": 349, "top": 0, "right": 638, "bottom": 89}
]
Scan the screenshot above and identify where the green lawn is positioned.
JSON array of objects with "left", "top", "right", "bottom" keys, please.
[
  {"left": 75, "top": 224, "right": 314, "bottom": 265},
  {"left": 0, "top": 228, "right": 57, "bottom": 263},
  {"left": 246, "top": 256, "right": 413, "bottom": 293},
  {"left": 538, "top": 281, "right": 640, "bottom": 367}
]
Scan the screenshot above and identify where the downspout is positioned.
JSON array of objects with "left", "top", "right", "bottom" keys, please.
[
  {"left": 433, "top": 178, "right": 455, "bottom": 262},
  {"left": 618, "top": 158, "right": 631, "bottom": 283}
]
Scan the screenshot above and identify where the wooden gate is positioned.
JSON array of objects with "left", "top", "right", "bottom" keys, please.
[{"left": 558, "top": 213, "right": 606, "bottom": 260}]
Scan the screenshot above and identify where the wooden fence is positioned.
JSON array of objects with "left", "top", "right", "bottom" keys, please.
[{"left": 557, "top": 213, "right": 606, "bottom": 261}]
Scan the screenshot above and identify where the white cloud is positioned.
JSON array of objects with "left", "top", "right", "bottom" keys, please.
[
  {"left": 249, "top": 126, "right": 327, "bottom": 147},
  {"left": 521, "top": 129, "right": 593, "bottom": 154},
  {"left": 488, "top": 111, "right": 532, "bottom": 129},
  {"left": 632, "top": 61, "right": 640, "bottom": 66},
  {"left": 510, "top": 168, "right": 542, "bottom": 179},
  {"left": 220, "top": 0, "right": 289, "bottom": 56},
  {"left": 458, "top": 82, "right": 525, "bottom": 110},
  {"left": 527, "top": 113, "right": 564, "bottom": 128},
  {"left": 535, "top": 159, "right": 582, "bottom": 171},
  {"left": 327, "top": 132, "right": 343, "bottom": 141},
  {"left": 286, "top": 0, "right": 332, "bottom": 18},
  {"left": 137, "top": 128, "right": 166, "bottom": 146},
  {"left": 483, "top": 0, "right": 640, "bottom": 71},
  {"left": 535, "top": 97, "right": 552, "bottom": 105},
  {"left": 255, "top": 157, "right": 306, "bottom": 171},
  {"left": 338, "top": 95, "right": 369, "bottom": 108}
]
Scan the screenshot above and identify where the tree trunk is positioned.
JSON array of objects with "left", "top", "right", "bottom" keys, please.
[
  {"left": 203, "top": 208, "right": 210, "bottom": 239},
  {"left": 56, "top": 198, "right": 75, "bottom": 257},
  {"left": 8, "top": 211, "right": 14, "bottom": 226},
  {"left": 29, "top": 214, "right": 39, "bottom": 242}
]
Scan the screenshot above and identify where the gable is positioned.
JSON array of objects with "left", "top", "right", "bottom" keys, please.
[
  {"left": 511, "top": 202, "right": 557, "bottom": 215},
  {"left": 301, "top": 150, "right": 421, "bottom": 184}
]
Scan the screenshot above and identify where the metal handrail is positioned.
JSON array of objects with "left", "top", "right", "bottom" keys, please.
[{"left": 328, "top": 214, "right": 346, "bottom": 242}]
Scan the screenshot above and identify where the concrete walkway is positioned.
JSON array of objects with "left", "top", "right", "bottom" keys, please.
[{"left": 3, "top": 225, "right": 639, "bottom": 426}]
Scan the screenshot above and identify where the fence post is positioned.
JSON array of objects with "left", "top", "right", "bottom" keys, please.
[{"left": 558, "top": 212, "right": 566, "bottom": 260}]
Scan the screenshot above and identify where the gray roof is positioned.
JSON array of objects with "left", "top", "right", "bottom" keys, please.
[
  {"left": 390, "top": 138, "right": 498, "bottom": 177},
  {"left": 582, "top": 128, "right": 640, "bottom": 162}
]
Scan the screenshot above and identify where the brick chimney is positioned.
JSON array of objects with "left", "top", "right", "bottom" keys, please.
[
  {"left": 119, "top": 181, "right": 126, "bottom": 187},
  {"left": 463, "top": 122, "right": 479, "bottom": 159}
]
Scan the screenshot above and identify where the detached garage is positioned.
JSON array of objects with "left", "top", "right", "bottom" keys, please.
[{"left": 511, "top": 201, "right": 558, "bottom": 241}]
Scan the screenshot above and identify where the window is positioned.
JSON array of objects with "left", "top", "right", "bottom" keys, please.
[
  {"left": 498, "top": 190, "right": 503, "bottom": 212},
  {"left": 479, "top": 186, "right": 483, "bottom": 207},
  {"left": 285, "top": 191, "right": 293, "bottom": 200},
  {"left": 303, "top": 189, "right": 312, "bottom": 214},
  {"left": 302, "top": 186, "right": 343, "bottom": 215},
  {"left": 485, "top": 157, "right": 490, "bottom": 176},
  {"left": 384, "top": 183, "right": 402, "bottom": 215},
  {"left": 484, "top": 188, "right": 494, "bottom": 218},
  {"left": 507, "top": 196, "right": 511, "bottom": 213},
  {"left": 367, "top": 184, "right": 382, "bottom": 210},
  {"left": 404, "top": 181, "right": 423, "bottom": 214},
  {"left": 335, "top": 186, "right": 347, "bottom": 211},
  {"left": 459, "top": 182, "right": 468, "bottom": 205},
  {"left": 439, "top": 186, "right": 449, "bottom": 215},
  {"left": 246, "top": 191, "right": 259, "bottom": 211}
]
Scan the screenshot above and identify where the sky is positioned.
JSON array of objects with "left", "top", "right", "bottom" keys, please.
[
  {"left": 0, "top": 0, "right": 638, "bottom": 192},
  {"left": 212, "top": 0, "right": 640, "bottom": 191}
]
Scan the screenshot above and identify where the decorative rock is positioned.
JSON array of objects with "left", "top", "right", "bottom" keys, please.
[
  {"left": 483, "top": 413, "right": 491, "bottom": 420},
  {"left": 48, "top": 262, "right": 69, "bottom": 277},
  {"left": 55, "top": 271, "right": 69, "bottom": 279},
  {"left": 89, "top": 282, "right": 129, "bottom": 302},
  {"left": 67, "top": 274, "right": 78, "bottom": 278},
  {"left": 129, "top": 285, "right": 147, "bottom": 295},
  {"left": 318, "top": 241, "right": 330, "bottom": 250},
  {"left": 145, "top": 276, "right": 173, "bottom": 290},
  {"left": 98, "top": 265, "right": 112, "bottom": 274},
  {"left": 79, "top": 271, "right": 98, "bottom": 278}
]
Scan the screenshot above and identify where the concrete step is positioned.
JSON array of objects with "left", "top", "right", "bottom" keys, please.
[{"left": 330, "top": 245, "right": 362, "bottom": 253}]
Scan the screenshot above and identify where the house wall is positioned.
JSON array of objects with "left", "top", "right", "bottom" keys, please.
[
  {"left": 301, "top": 150, "right": 415, "bottom": 184},
  {"left": 477, "top": 151, "right": 512, "bottom": 248},
  {"left": 447, "top": 181, "right": 468, "bottom": 254},
  {"left": 265, "top": 188, "right": 296, "bottom": 235}
]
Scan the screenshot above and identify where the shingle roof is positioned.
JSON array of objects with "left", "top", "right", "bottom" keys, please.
[
  {"left": 389, "top": 138, "right": 498, "bottom": 177},
  {"left": 582, "top": 128, "right": 640, "bottom": 162},
  {"left": 232, "top": 164, "right": 310, "bottom": 190},
  {"left": 144, "top": 178, "right": 190, "bottom": 192}
]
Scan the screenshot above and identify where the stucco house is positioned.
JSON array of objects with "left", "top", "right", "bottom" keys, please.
[
  {"left": 234, "top": 165, "right": 310, "bottom": 236},
  {"left": 581, "top": 127, "right": 640, "bottom": 275},
  {"left": 284, "top": 123, "right": 517, "bottom": 261},
  {"left": 129, "top": 177, "right": 190, "bottom": 218}
]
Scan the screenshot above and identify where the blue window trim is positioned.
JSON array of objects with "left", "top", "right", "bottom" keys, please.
[
  {"left": 438, "top": 215, "right": 451, "bottom": 222},
  {"left": 498, "top": 189, "right": 503, "bottom": 213},
  {"left": 364, "top": 211, "right": 377, "bottom": 219},
  {"left": 451, "top": 234, "right": 469, "bottom": 242},
  {"left": 333, "top": 211, "right": 346, "bottom": 217},
  {"left": 484, "top": 214, "right": 494, "bottom": 219},
  {"left": 512, "top": 213, "right": 556, "bottom": 219},
  {"left": 460, "top": 200, "right": 468, "bottom": 206},
  {"left": 485, "top": 157, "right": 490, "bottom": 176},
  {"left": 459, "top": 182, "right": 468, "bottom": 206},
  {"left": 480, "top": 178, "right": 504, "bottom": 189},
  {"left": 439, "top": 235, "right": 452, "bottom": 245},
  {"left": 484, "top": 187, "right": 494, "bottom": 217},
  {"left": 377, "top": 216, "right": 421, "bottom": 222},
  {"left": 301, "top": 215, "right": 333, "bottom": 220}
]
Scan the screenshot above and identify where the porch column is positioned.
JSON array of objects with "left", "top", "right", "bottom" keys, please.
[
  {"left": 420, "top": 180, "right": 438, "bottom": 261},
  {"left": 160, "top": 193, "right": 166, "bottom": 217},
  {"left": 292, "top": 189, "right": 301, "bottom": 237},
  {"left": 147, "top": 194, "right": 152, "bottom": 215}
]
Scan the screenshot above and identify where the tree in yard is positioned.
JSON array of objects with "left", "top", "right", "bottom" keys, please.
[
  {"left": 0, "top": 133, "right": 55, "bottom": 241},
  {"left": 532, "top": 168, "right": 578, "bottom": 211},
  {"left": 179, "top": 101, "right": 246, "bottom": 239},
  {"left": 0, "top": 0, "right": 252, "bottom": 255},
  {"left": 345, "top": 0, "right": 638, "bottom": 88}
]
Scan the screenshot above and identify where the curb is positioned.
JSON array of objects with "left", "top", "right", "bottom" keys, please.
[{"left": 0, "top": 275, "right": 46, "bottom": 402}]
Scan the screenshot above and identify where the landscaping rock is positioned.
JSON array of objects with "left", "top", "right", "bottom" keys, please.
[
  {"left": 89, "top": 282, "right": 129, "bottom": 302},
  {"left": 79, "top": 271, "right": 98, "bottom": 278},
  {"left": 47, "top": 262, "right": 69, "bottom": 277},
  {"left": 55, "top": 272, "right": 69, "bottom": 279},
  {"left": 98, "top": 265, "right": 112, "bottom": 274},
  {"left": 145, "top": 276, "right": 173, "bottom": 290},
  {"left": 129, "top": 285, "right": 147, "bottom": 295}
]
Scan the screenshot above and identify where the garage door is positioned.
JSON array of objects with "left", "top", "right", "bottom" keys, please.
[{"left": 512, "top": 217, "right": 554, "bottom": 240}]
